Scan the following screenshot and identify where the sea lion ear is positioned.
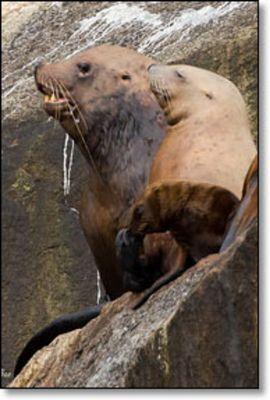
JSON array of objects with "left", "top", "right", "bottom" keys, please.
[{"left": 175, "top": 70, "right": 185, "bottom": 79}]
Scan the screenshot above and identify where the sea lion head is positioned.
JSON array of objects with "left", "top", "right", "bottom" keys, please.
[
  {"left": 35, "top": 45, "right": 166, "bottom": 167},
  {"left": 127, "top": 184, "right": 168, "bottom": 235},
  {"left": 148, "top": 64, "right": 224, "bottom": 125}
]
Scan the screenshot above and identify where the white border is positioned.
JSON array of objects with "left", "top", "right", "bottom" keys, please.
[{"left": 1, "top": 0, "right": 268, "bottom": 398}]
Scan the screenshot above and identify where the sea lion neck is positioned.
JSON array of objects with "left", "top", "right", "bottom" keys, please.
[{"left": 80, "top": 90, "right": 167, "bottom": 208}]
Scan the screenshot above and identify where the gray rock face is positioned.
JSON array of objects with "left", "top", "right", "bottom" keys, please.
[
  {"left": 2, "top": 1, "right": 257, "bottom": 386},
  {"left": 10, "top": 218, "right": 258, "bottom": 388}
]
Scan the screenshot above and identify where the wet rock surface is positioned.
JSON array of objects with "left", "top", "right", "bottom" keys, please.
[
  {"left": 2, "top": 1, "right": 257, "bottom": 386},
  {"left": 10, "top": 218, "right": 258, "bottom": 388}
]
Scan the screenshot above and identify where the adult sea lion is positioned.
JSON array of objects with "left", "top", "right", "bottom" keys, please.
[
  {"left": 15, "top": 45, "right": 174, "bottom": 376},
  {"left": 116, "top": 63, "right": 257, "bottom": 308},
  {"left": 34, "top": 44, "right": 168, "bottom": 299}
]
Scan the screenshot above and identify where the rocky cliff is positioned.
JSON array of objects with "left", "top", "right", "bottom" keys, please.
[
  {"left": 2, "top": 1, "right": 257, "bottom": 386},
  {"left": 10, "top": 218, "right": 258, "bottom": 388}
]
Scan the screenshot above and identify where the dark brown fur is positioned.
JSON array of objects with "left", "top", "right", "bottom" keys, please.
[{"left": 128, "top": 180, "right": 240, "bottom": 261}]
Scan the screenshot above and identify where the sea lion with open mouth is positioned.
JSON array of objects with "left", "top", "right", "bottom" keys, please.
[
  {"left": 15, "top": 45, "right": 183, "bottom": 376},
  {"left": 34, "top": 44, "right": 170, "bottom": 299}
]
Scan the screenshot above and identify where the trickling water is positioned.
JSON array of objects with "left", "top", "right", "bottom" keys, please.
[
  {"left": 67, "top": 138, "right": 75, "bottom": 194},
  {"left": 96, "top": 270, "right": 102, "bottom": 304},
  {"left": 63, "top": 133, "right": 75, "bottom": 197},
  {"left": 69, "top": 207, "right": 80, "bottom": 215}
]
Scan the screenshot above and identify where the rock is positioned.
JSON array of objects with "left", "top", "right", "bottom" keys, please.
[
  {"left": 10, "top": 216, "right": 258, "bottom": 388},
  {"left": 2, "top": 1, "right": 258, "bottom": 386}
]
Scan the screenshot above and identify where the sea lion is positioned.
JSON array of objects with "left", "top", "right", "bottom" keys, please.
[
  {"left": 15, "top": 45, "right": 176, "bottom": 376},
  {"left": 116, "top": 63, "right": 257, "bottom": 308},
  {"left": 34, "top": 44, "right": 169, "bottom": 299}
]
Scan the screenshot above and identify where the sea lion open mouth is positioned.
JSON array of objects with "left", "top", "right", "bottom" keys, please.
[
  {"left": 36, "top": 81, "right": 76, "bottom": 119},
  {"left": 43, "top": 94, "right": 70, "bottom": 112}
]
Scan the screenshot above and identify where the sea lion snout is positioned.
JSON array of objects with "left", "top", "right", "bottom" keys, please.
[{"left": 33, "top": 58, "right": 45, "bottom": 73}]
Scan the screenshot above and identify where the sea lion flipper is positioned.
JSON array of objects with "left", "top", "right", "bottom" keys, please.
[{"left": 14, "top": 304, "right": 102, "bottom": 377}]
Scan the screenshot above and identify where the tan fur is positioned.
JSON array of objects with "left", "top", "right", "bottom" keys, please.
[
  {"left": 149, "top": 64, "right": 256, "bottom": 198},
  {"left": 128, "top": 64, "right": 256, "bottom": 308}
]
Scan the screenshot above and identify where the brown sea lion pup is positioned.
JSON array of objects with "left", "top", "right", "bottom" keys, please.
[{"left": 116, "top": 63, "right": 256, "bottom": 309}]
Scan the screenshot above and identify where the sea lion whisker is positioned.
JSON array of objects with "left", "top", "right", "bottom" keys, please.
[
  {"left": 156, "top": 77, "right": 172, "bottom": 112},
  {"left": 48, "top": 77, "right": 59, "bottom": 120},
  {"left": 56, "top": 81, "right": 123, "bottom": 211},
  {"left": 165, "top": 88, "right": 172, "bottom": 113},
  {"left": 54, "top": 79, "right": 107, "bottom": 188},
  {"left": 156, "top": 79, "right": 166, "bottom": 101},
  {"left": 49, "top": 78, "right": 55, "bottom": 98},
  {"left": 56, "top": 80, "right": 88, "bottom": 131},
  {"left": 157, "top": 79, "right": 169, "bottom": 106},
  {"left": 160, "top": 78, "right": 169, "bottom": 102}
]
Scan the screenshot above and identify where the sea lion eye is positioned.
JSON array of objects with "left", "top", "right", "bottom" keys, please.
[
  {"left": 175, "top": 71, "right": 184, "bottom": 79},
  {"left": 77, "top": 62, "right": 91, "bottom": 75},
  {"left": 121, "top": 73, "right": 131, "bottom": 81}
]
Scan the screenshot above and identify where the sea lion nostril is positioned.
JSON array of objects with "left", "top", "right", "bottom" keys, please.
[{"left": 77, "top": 62, "right": 91, "bottom": 74}]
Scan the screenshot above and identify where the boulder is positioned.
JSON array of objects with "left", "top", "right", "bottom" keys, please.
[{"left": 10, "top": 216, "right": 258, "bottom": 388}]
